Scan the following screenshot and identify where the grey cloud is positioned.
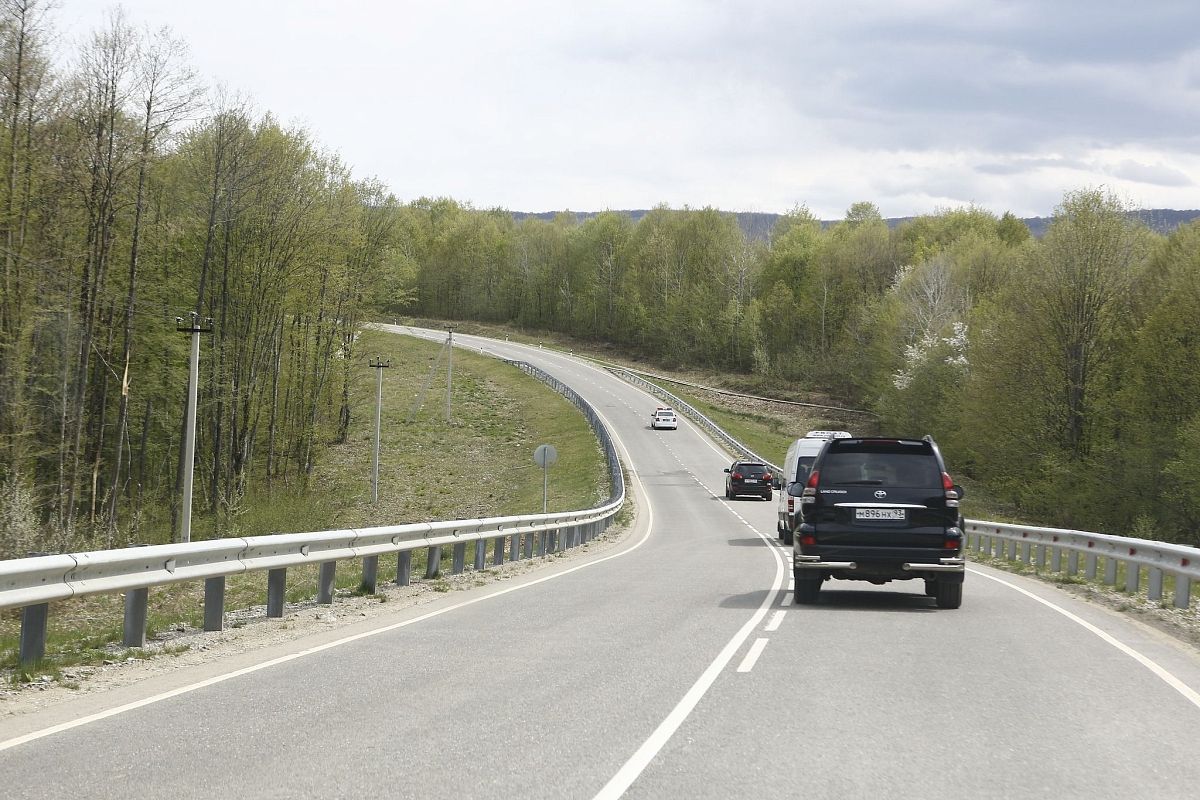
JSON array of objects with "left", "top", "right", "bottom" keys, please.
[
  {"left": 1109, "top": 160, "right": 1195, "bottom": 187},
  {"left": 975, "top": 157, "right": 1090, "bottom": 176}
]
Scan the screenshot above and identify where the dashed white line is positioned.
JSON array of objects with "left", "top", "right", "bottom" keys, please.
[
  {"left": 782, "top": 592, "right": 793, "bottom": 606},
  {"left": 737, "top": 638, "right": 770, "bottom": 672},
  {"left": 764, "top": 610, "right": 785, "bottom": 632}
]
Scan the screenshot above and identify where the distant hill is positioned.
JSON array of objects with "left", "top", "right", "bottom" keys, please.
[{"left": 511, "top": 208, "right": 1200, "bottom": 241}]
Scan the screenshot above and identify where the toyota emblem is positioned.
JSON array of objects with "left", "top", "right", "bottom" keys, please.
[{"left": 874, "top": 490, "right": 887, "bottom": 499}]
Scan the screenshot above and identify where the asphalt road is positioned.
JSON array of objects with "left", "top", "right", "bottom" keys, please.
[{"left": 3, "top": 326, "right": 1200, "bottom": 799}]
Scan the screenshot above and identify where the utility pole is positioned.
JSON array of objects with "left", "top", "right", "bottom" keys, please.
[
  {"left": 445, "top": 325, "right": 455, "bottom": 422},
  {"left": 369, "top": 357, "right": 391, "bottom": 503},
  {"left": 176, "top": 312, "right": 213, "bottom": 543}
]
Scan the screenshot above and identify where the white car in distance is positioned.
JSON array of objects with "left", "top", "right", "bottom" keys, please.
[{"left": 651, "top": 407, "right": 678, "bottom": 430}]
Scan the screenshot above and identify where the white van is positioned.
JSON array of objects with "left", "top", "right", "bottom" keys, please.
[{"left": 776, "top": 430, "right": 852, "bottom": 543}]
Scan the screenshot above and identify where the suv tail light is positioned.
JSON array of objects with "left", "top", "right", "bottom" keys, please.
[
  {"left": 802, "top": 470, "right": 819, "bottom": 498},
  {"left": 763, "top": 472, "right": 772, "bottom": 482},
  {"left": 732, "top": 471, "right": 742, "bottom": 480},
  {"left": 942, "top": 472, "right": 960, "bottom": 501}
]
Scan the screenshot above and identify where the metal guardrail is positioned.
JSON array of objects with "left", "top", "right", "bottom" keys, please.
[
  {"left": 2, "top": 359, "right": 624, "bottom": 666},
  {"left": 964, "top": 520, "right": 1200, "bottom": 609},
  {"left": 613, "top": 368, "right": 1200, "bottom": 612},
  {"left": 611, "top": 368, "right": 781, "bottom": 474}
]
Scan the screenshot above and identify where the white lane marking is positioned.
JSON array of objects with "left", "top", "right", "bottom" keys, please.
[
  {"left": 969, "top": 568, "right": 1200, "bottom": 711},
  {"left": 594, "top": 511, "right": 786, "bottom": 800},
  {"left": 0, "top": 387, "right": 656, "bottom": 754},
  {"left": 736, "top": 638, "right": 770, "bottom": 673},
  {"left": 764, "top": 610, "right": 785, "bottom": 632}
]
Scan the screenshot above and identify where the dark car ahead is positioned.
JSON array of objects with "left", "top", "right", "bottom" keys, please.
[
  {"left": 790, "top": 436, "right": 964, "bottom": 608},
  {"left": 724, "top": 460, "right": 773, "bottom": 500}
]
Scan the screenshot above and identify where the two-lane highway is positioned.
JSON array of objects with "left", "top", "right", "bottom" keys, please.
[{"left": 2, "top": 326, "right": 1200, "bottom": 799}]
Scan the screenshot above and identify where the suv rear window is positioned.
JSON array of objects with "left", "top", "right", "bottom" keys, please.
[
  {"left": 738, "top": 463, "right": 767, "bottom": 476},
  {"left": 819, "top": 441, "right": 940, "bottom": 487}
]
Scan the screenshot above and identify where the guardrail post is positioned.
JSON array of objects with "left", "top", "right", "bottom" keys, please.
[
  {"left": 452, "top": 542, "right": 466, "bottom": 574},
  {"left": 396, "top": 552, "right": 412, "bottom": 586},
  {"left": 123, "top": 587, "right": 148, "bottom": 648},
  {"left": 425, "top": 546, "right": 442, "bottom": 578},
  {"left": 1020, "top": 542, "right": 1031, "bottom": 564},
  {"left": 1174, "top": 576, "right": 1192, "bottom": 609},
  {"left": 474, "top": 541, "right": 487, "bottom": 571},
  {"left": 1104, "top": 558, "right": 1117, "bottom": 585},
  {"left": 204, "top": 577, "right": 226, "bottom": 631},
  {"left": 267, "top": 568, "right": 287, "bottom": 617},
  {"left": 509, "top": 533, "right": 520, "bottom": 561},
  {"left": 1125, "top": 562, "right": 1140, "bottom": 594},
  {"left": 1067, "top": 551, "right": 1079, "bottom": 576},
  {"left": 1007, "top": 540, "right": 1017, "bottom": 561},
  {"left": 1148, "top": 568, "right": 1164, "bottom": 602},
  {"left": 536, "top": 531, "right": 547, "bottom": 557},
  {"left": 1036, "top": 544, "right": 1047, "bottom": 568},
  {"left": 1085, "top": 554, "right": 1098, "bottom": 579},
  {"left": 493, "top": 536, "right": 505, "bottom": 566},
  {"left": 19, "top": 603, "right": 49, "bottom": 666},
  {"left": 318, "top": 561, "right": 336, "bottom": 604},
  {"left": 523, "top": 532, "right": 534, "bottom": 560},
  {"left": 1050, "top": 547, "right": 1062, "bottom": 573},
  {"left": 362, "top": 556, "right": 379, "bottom": 594}
]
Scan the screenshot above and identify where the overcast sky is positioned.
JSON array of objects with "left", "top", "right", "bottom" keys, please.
[{"left": 58, "top": 0, "right": 1200, "bottom": 219}]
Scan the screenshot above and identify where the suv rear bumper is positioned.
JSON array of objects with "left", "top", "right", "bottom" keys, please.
[{"left": 793, "top": 554, "right": 965, "bottom": 573}]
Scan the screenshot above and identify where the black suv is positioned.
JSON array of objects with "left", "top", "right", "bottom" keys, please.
[
  {"left": 788, "top": 436, "right": 964, "bottom": 608},
  {"left": 724, "top": 461, "right": 773, "bottom": 500}
]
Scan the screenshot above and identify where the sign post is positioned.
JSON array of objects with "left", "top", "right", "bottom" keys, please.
[{"left": 533, "top": 444, "right": 558, "bottom": 513}]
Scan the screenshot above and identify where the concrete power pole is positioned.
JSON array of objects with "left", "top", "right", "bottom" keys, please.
[
  {"left": 445, "top": 326, "right": 455, "bottom": 422},
  {"left": 369, "top": 358, "right": 391, "bottom": 503},
  {"left": 176, "top": 312, "right": 213, "bottom": 543}
]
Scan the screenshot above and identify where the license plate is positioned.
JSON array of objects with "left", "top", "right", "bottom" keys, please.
[{"left": 855, "top": 508, "right": 905, "bottom": 520}]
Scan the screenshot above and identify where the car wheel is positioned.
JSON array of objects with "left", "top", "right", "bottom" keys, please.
[
  {"left": 794, "top": 572, "right": 821, "bottom": 604},
  {"left": 781, "top": 527, "right": 793, "bottom": 546},
  {"left": 935, "top": 579, "right": 963, "bottom": 609},
  {"left": 765, "top": 490, "right": 773, "bottom": 501},
  {"left": 725, "top": 487, "right": 733, "bottom": 500}
]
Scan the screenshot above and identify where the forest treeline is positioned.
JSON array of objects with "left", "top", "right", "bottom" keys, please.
[
  {"left": 3, "top": 1, "right": 1200, "bottom": 557},
  {"left": 402, "top": 191, "right": 1200, "bottom": 546},
  {"left": 0, "top": 3, "right": 401, "bottom": 556}
]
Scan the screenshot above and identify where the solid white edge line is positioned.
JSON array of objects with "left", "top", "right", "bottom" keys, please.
[
  {"left": 593, "top": 514, "right": 786, "bottom": 800},
  {"left": 0, "top": 362, "right": 654, "bottom": 755},
  {"left": 764, "top": 610, "right": 785, "bottom": 632},
  {"left": 968, "top": 567, "right": 1200, "bottom": 711},
  {"left": 736, "top": 638, "right": 770, "bottom": 673}
]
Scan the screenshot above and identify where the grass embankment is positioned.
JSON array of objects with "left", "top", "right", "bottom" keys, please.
[{"left": 1, "top": 328, "right": 610, "bottom": 679}]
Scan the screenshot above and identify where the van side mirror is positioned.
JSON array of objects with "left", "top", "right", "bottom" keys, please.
[
  {"left": 788, "top": 482, "right": 805, "bottom": 497},
  {"left": 954, "top": 484, "right": 965, "bottom": 499}
]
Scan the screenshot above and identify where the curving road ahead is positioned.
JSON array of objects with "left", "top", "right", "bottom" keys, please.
[{"left": 2, "top": 326, "right": 1200, "bottom": 799}]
